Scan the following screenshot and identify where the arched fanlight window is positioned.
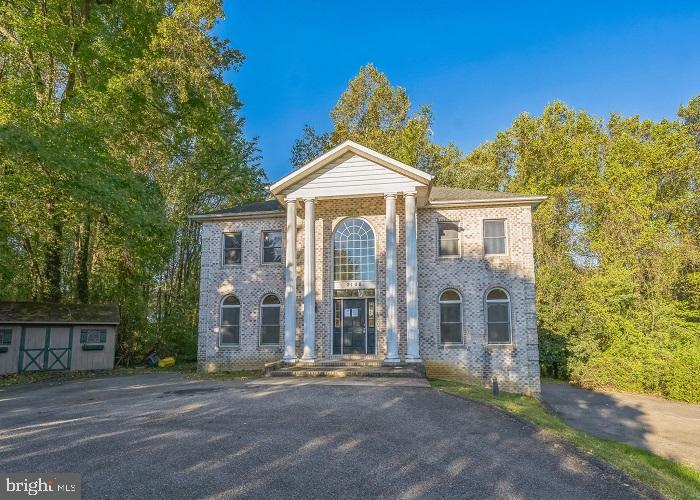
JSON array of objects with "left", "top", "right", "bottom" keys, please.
[
  {"left": 333, "top": 219, "right": 376, "bottom": 282},
  {"left": 259, "top": 294, "right": 281, "bottom": 345},
  {"left": 439, "top": 289, "right": 462, "bottom": 344},
  {"left": 486, "top": 288, "right": 511, "bottom": 344},
  {"left": 220, "top": 295, "right": 240, "bottom": 346}
]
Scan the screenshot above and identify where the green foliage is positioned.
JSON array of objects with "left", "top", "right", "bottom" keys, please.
[
  {"left": 0, "top": 0, "right": 265, "bottom": 364},
  {"left": 434, "top": 99, "right": 700, "bottom": 402},
  {"left": 290, "top": 64, "right": 461, "bottom": 174}
]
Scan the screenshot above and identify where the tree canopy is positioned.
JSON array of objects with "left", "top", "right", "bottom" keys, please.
[{"left": 0, "top": 0, "right": 265, "bottom": 363}]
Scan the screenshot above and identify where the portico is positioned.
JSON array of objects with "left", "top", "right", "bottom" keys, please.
[{"left": 271, "top": 141, "right": 431, "bottom": 364}]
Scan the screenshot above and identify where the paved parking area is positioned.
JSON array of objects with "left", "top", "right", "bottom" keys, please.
[
  {"left": 0, "top": 374, "right": 656, "bottom": 499},
  {"left": 542, "top": 382, "right": 700, "bottom": 470}
]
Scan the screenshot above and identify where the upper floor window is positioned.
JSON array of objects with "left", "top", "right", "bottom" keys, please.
[
  {"left": 333, "top": 219, "right": 376, "bottom": 283},
  {"left": 261, "top": 230, "right": 282, "bottom": 264},
  {"left": 439, "top": 289, "right": 463, "bottom": 344},
  {"left": 486, "top": 288, "right": 511, "bottom": 344},
  {"left": 483, "top": 220, "right": 507, "bottom": 255},
  {"left": 220, "top": 295, "right": 241, "bottom": 346},
  {"left": 438, "top": 221, "right": 460, "bottom": 257},
  {"left": 0, "top": 328, "right": 12, "bottom": 345},
  {"left": 223, "top": 232, "right": 242, "bottom": 265},
  {"left": 259, "top": 294, "right": 281, "bottom": 345}
]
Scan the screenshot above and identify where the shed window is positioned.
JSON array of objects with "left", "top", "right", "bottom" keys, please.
[
  {"left": 220, "top": 295, "right": 240, "bottom": 346},
  {"left": 259, "top": 294, "right": 281, "bottom": 345},
  {"left": 262, "top": 231, "right": 282, "bottom": 263},
  {"left": 438, "top": 221, "right": 460, "bottom": 257},
  {"left": 0, "top": 329, "right": 12, "bottom": 345},
  {"left": 484, "top": 220, "right": 507, "bottom": 255},
  {"left": 439, "top": 289, "right": 463, "bottom": 344},
  {"left": 486, "top": 288, "right": 511, "bottom": 344},
  {"left": 80, "top": 329, "right": 107, "bottom": 344},
  {"left": 223, "top": 232, "right": 242, "bottom": 265}
]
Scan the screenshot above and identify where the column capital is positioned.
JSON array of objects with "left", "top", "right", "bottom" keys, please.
[
  {"left": 384, "top": 192, "right": 397, "bottom": 199},
  {"left": 403, "top": 191, "right": 417, "bottom": 198},
  {"left": 303, "top": 197, "right": 316, "bottom": 203},
  {"left": 285, "top": 197, "right": 297, "bottom": 205}
]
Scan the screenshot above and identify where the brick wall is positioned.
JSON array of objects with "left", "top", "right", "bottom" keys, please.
[{"left": 196, "top": 198, "right": 540, "bottom": 395}]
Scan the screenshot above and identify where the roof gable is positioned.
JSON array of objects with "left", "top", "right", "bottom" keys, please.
[{"left": 269, "top": 141, "right": 433, "bottom": 198}]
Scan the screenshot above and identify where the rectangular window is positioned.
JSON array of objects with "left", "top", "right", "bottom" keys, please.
[
  {"left": 220, "top": 307, "right": 240, "bottom": 345},
  {"left": 260, "top": 306, "right": 281, "bottom": 345},
  {"left": 440, "top": 303, "right": 462, "bottom": 343},
  {"left": 261, "top": 230, "right": 282, "bottom": 263},
  {"left": 484, "top": 220, "right": 507, "bottom": 255},
  {"left": 80, "top": 329, "right": 106, "bottom": 344},
  {"left": 438, "top": 221, "right": 460, "bottom": 257},
  {"left": 223, "top": 232, "right": 242, "bottom": 265},
  {"left": 0, "top": 328, "right": 12, "bottom": 345}
]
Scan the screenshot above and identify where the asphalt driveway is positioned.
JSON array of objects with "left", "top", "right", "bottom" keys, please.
[
  {"left": 0, "top": 374, "right": 656, "bottom": 499},
  {"left": 542, "top": 382, "right": 700, "bottom": 470}
]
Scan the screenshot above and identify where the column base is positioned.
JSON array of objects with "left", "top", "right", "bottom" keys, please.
[
  {"left": 383, "top": 356, "right": 401, "bottom": 366},
  {"left": 298, "top": 357, "right": 316, "bottom": 365},
  {"left": 404, "top": 355, "right": 423, "bottom": 364},
  {"left": 282, "top": 355, "right": 297, "bottom": 365}
]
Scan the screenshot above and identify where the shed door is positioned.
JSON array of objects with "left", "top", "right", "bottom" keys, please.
[{"left": 19, "top": 326, "right": 72, "bottom": 372}]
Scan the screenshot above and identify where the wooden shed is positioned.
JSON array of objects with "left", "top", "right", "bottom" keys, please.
[{"left": 0, "top": 302, "right": 119, "bottom": 375}]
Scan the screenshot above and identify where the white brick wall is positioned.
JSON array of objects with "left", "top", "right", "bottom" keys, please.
[{"left": 197, "top": 197, "right": 540, "bottom": 395}]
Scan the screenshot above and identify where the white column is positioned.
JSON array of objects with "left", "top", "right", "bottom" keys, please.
[
  {"left": 283, "top": 198, "right": 297, "bottom": 363},
  {"left": 301, "top": 198, "right": 316, "bottom": 362},
  {"left": 404, "top": 192, "right": 421, "bottom": 363},
  {"left": 384, "top": 193, "right": 400, "bottom": 364}
]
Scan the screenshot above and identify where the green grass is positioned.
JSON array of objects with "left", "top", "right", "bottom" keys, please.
[
  {"left": 431, "top": 378, "right": 700, "bottom": 499},
  {"left": 0, "top": 362, "right": 262, "bottom": 387}
]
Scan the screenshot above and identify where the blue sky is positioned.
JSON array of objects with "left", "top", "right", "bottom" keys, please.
[{"left": 218, "top": 1, "right": 700, "bottom": 181}]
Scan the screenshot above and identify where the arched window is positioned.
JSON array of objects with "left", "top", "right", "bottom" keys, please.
[
  {"left": 439, "top": 289, "right": 462, "bottom": 344},
  {"left": 220, "top": 295, "right": 240, "bottom": 346},
  {"left": 333, "top": 219, "right": 376, "bottom": 283},
  {"left": 486, "top": 288, "right": 511, "bottom": 344},
  {"left": 259, "top": 294, "right": 281, "bottom": 345}
]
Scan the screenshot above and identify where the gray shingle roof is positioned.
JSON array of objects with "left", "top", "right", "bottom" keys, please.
[
  {"left": 429, "top": 186, "right": 542, "bottom": 203},
  {"left": 196, "top": 199, "right": 283, "bottom": 217},
  {"left": 0, "top": 302, "right": 120, "bottom": 324}
]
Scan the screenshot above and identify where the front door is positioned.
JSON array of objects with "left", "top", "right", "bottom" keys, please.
[{"left": 342, "top": 299, "right": 366, "bottom": 354}]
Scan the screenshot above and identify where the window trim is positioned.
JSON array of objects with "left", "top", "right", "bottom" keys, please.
[
  {"left": 437, "top": 220, "right": 462, "bottom": 259},
  {"left": 485, "top": 287, "right": 513, "bottom": 345},
  {"left": 483, "top": 219, "right": 508, "bottom": 257},
  {"left": 219, "top": 295, "right": 241, "bottom": 347},
  {"left": 222, "top": 231, "right": 243, "bottom": 267},
  {"left": 260, "top": 230, "right": 283, "bottom": 265},
  {"left": 438, "top": 288, "right": 464, "bottom": 345},
  {"left": 259, "top": 293, "right": 282, "bottom": 346},
  {"left": 80, "top": 328, "right": 107, "bottom": 344},
  {"left": 0, "top": 328, "right": 12, "bottom": 346}
]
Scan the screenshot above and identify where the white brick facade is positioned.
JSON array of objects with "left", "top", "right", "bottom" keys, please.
[{"left": 196, "top": 198, "right": 540, "bottom": 395}]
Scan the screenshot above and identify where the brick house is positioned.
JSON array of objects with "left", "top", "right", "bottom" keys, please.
[{"left": 192, "top": 141, "right": 546, "bottom": 394}]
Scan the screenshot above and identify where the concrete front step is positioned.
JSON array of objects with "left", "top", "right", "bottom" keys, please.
[{"left": 269, "top": 365, "right": 425, "bottom": 379}]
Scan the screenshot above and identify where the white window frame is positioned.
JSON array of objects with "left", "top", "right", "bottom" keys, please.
[
  {"left": 222, "top": 231, "right": 242, "bottom": 267},
  {"left": 485, "top": 287, "right": 512, "bottom": 345},
  {"left": 438, "top": 289, "right": 464, "bottom": 345},
  {"left": 259, "top": 294, "right": 281, "bottom": 346},
  {"left": 437, "top": 220, "right": 462, "bottom": 259},
  {"left": 260, "top": 230, "right": 283, "bottom": 265},
  {"left": 483, "top": 219, "right": 508, "bottom": 256},
  {"left": 219, "top": 295, "right": 241, "bottom": 347}
]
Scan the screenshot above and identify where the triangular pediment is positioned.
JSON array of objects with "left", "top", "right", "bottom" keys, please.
[{"left": 269, "top": 141, "right": 432, "bottom": 200}]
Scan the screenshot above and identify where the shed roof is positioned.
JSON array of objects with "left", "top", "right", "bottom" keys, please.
[{"left": 0, "top": 302, "right": 120, "bottom": 324}]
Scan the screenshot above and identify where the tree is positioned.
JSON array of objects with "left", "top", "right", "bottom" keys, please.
[
  {"left": 0, "top": 0, "right": 265, "bottom": 363},
  {"left": 291, "top": 64, "right": 460, "bottom": 174}
]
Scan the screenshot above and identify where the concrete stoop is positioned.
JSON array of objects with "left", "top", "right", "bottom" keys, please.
[{"left": 267, "top": 360, "right": 426, "bottom": 379}]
